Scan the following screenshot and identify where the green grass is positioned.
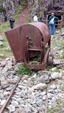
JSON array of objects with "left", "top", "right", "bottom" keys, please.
[
  {"left": 60, "top": 42, "right": 64, "bottom": 47},
  {"left": 30, "top": 55, "right": 41, "bottom": 62},
  {"left": 25, "top": 14, "right": 31, "bottom": 23},
  {"left": 48, "top": 108, "right": 62, "bottom": 113},
  {"left": 48, "top": 107, "right": 62, "bottom": 113},
  {"left": 17, "top": 64, "right": 33, "bottom": 75},
  {"left": 54, "top": 68, "right": 60, "bottom": 72},
  {"left": 0, "top": 21, "right": 10, "bottom": 33},
  {"left": 46, "top": 65, "right": 53, "bottom": 71},
  {"left": 0, "top": 49, "right": 13, "bottom": 58},
  {"left": 48, "top": 109, "right": 52, "bottom": 113},
  {"left": 60, "top": 85, "right": 64, "bottom": 91},
  {"left": 48, "top": 99, "right": 64, "bottom": 113}
]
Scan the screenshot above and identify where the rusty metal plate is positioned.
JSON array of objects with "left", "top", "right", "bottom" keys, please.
[
  {"left": 5, "top": 22, "right": 51, "bottom": 64},
  {"left": 5, "top": 27, "right": 22, "bottom": 61}
]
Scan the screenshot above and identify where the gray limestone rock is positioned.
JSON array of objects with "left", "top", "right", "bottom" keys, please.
[
  {"left": 32, "top": 83, "right": 47, "bottom": 91},
  {"left": 7, "top": 104, "right": 15, "bottom": 112},
  {"left": 0, "top": 41, "right": 3, "bottom": 46},
  {"left": 0, "top": 35, "right": 4, "bottom": 41},
  {"left": 51, "top": 72, "right": 62, "bottom": 80}
]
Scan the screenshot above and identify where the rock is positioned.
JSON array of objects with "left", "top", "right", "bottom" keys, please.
[
  {"left": 1, "top": 99, "right": 6, "bottom": 105},
  {"left": 59, "top": 50, "right": 64, "bottom": 57},
  {"left": 1, "top": 77, "right": 9, "bottom": 89},
  {"left": 14, "top": 108, "right": 26, "bottom": 113},
  {"left": 7, "top": 104, "right": 15, "bottom": 112},
  {"left": 37, "top": 108, "right": 44, "bottom": 113},
  {"left": 49, "top": 84, "right": 57, "bottom": 90},
  {"left": 53, "top": 59, "right": 61, "bottom": 65},
  {"left": 51, "top": 72, "right": 62, "bottom": 80},
  {"left": 42, "top": 95, "right": 46, "bottom": 101},
  {"left": 6, "top": 87, "right": 12, "bottom": 91},
  {"left": 38, "top": 74, "right": 49, "bottom": 83},
  {"left": 36, "top": 99, "right": 43, "bottom": 107},
  {"left": 48, "top": 93, "right": 53, "bottom": 99},
  {"left": 7, "top": 76, "right": 19, "bottom": 84},
  {"left": 52, "top": 97, "right": 56, "bottom": 102},
  {"left": 0, "top": 54, "right": 4, "bottom": 57},
  {"left": 11, "top": 100, "right": 19, "bottom": 107},
  {"left": 0, "top": 92, "right": 4, "bottom": 99},
  {"left": 0, "top": 35, "right": 4, "bottom": 41},
  {"left": 22, "top": 75, "right": 29, "bottom": 81},
  {"left": 56, "top": 30, "right": 60, "bottom": 34},
  {"left": 41, "top": 91, "right": 46, "bottom": 96},
  {"left": 2, "top": 66, "right": 9, "bottom": 73},
  {"left": 24, "top": 104, "right": 32, "bottom": 112},
  {"left": 7, "top": 61, "right": 13, "bottom": 69},
  {"left": 3, "top": 91, "right": 10, "bottom": 96},
  {"left": 50, "top": 67, "right": 58, "bottom": 72},
  {"left": 61, "top": 32, "right": 64, "bottom": 36},
  {"left": 48, "top": 88, "right": 55, "bottom": 93},
  {"left": 61, "top": 108, "right": 64, "bottom": 112},
  {"left": 0, "top": 41, "right": 3, "bottom": 46},
  {"left": 18, "top": 84, "right": 23, "bottom": 89},
  {"left": 33, "top": 83, "right": 47, "bottom": 91},
  {"left": 0, "top": 61, "right": 6, "bottom": 67}
]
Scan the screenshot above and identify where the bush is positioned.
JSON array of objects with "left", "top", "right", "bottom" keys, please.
[{"left": 17, "top": 64, "right": 32, "bottom": 75}]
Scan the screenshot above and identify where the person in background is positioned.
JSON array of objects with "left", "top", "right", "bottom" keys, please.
[
  {"left": 33, "top": 14, "right": 38, "bottom": 22},
  {"left": 39, "top": 17, "right": 44, "bottom": 23},
  {"left": 17, "top": 0, "right": 21, "bottom": 5},
  {"left": 9, "top": 16, "right": 15, "bottom": 29},
  {"left": 49, "top": 13, "right": 59, "bottom": 37}
]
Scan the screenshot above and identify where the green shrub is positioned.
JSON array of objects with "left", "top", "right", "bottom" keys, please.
[{"left": 17, "top": 64, "right": 32, "bottom": 75}]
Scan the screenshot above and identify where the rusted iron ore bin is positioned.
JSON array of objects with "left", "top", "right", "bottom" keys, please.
[{"left": 5, "top": 22, "right": 52, "bottom": 70}]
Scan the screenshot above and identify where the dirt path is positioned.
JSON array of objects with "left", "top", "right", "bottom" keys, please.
[{"left": 16, "top": 7, "right": 28, "bottom": 27}]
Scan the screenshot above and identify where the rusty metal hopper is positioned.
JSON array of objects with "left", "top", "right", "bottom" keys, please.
[{"left": 5, "top": 22, "right": 51, "bottom": 69}]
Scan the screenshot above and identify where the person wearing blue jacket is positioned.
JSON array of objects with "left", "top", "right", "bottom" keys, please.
[
  {"left": 39, "top": 17, "right": 44, "bottom": 23},
  {"left": 49, "top": 13, "right": 59, "bottom": 36},
  {"left": 9, "top": 16, "right": 15, "bottom": 29}
]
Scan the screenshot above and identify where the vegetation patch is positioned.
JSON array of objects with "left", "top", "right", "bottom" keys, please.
[
  {"left": 60, "top": 85, "right": 64, "bottom": 91},
  {"left": 0, "top": 49, "right": 13, "bottom": 58},
  {"left": 46, "top": 65, "right": 54, "bottom": 71},
  {"left": 48, "top": 99, "right": 64, "bottom": 113},
  {"left": 54, "top": 68, "right": 60, "bottom": 72},
  {"left": 17, "top": 64, "right": 32, "bottom": 75},
  {"left": 0, "top": 21, "right": 10, "bottom": 33},
  {"left": 30, "top": 55, "right": 41, "bottom": 62}
]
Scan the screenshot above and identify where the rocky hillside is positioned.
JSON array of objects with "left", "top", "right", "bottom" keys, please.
[
  {"left": 0, "top": 0, "right": 64, "bottom": 22},
  {"left": 27, "top": 0, "right": 64, "bottom": 21},
  {"left": 43, "top": 0, "right": 64, "bottom": 18},
  {"left": 0, "top": 0, "right": 26, "bottom": 22}
]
